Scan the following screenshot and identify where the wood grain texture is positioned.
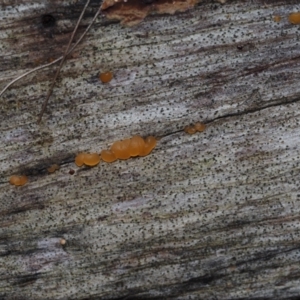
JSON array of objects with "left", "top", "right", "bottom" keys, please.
[{"left": 1, "top": 0, "right": 300, "bottom": 299}]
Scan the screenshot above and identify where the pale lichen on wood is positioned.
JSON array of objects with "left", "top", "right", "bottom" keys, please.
[{"left": 1, "top": 0, "right": 300, "bottom": 299}]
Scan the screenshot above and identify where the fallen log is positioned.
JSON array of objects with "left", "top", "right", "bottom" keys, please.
[{"left": 1, "top": 0, "right": 300, "bottom": 298}]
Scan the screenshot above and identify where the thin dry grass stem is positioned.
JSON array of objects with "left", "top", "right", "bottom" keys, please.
[
  {"left": 0, "top": 5, "right": 101, "bottom": 99},
  {"left": 0, "top": 60, "right": 59, "bottom": 98},
  {"left": 37, "top": 0, "right": 91, "bottom": 124}
]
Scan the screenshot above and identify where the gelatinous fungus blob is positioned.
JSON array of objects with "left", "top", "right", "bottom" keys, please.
[
  {"left": 139, "top": 136, "right": 157, "bottom": 156},
  {"left": 103, "top": 135, "right": 156, "bottom": 161},
  {"left": 75, "top": 153, "right": 86, "bottom": 167},
  {"left": 76, "top": 135, "right": 157, "bottom": 166},
  {"left": 47, "top": 164, "right": 60, "bottom": 173},
  {"left": 83, "top": 153, "right": 101, "bottom": 166},
  {"left": 184, "top": 125, "right": 197, "bottom": 135},
  {"left": 289, "top": 12, "right": 300, "bottom": 24},
  {"left": 111, "top": 139, "right": 131, "bottom": 159},
  {"left": 99, "top": 71, "right": 113, "bottom": 83},
  {"left": 194, "top": 122, "right": 206, "bottom": 132},
  {"left": 129, "top": 135, "right": 146, "bottom": 157},
  {"left": 9, "top": 175, "right": 28, "bottom": 186},
  {"left": 75, "top": 153, "right": 101, "bottom": 166},
  {"left": 100, "top": 149, "right": 117, "bottom": 163}
]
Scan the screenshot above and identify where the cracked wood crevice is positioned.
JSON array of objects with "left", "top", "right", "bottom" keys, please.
[{"left": 1, "top": 0, "right": 300, "bottom": 299}]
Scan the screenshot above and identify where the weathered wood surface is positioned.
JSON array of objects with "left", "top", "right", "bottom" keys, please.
[{"left": 1, "top": 0, "right": 300, "bottom": 299}]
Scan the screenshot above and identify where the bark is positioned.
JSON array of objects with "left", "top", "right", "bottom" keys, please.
[{"left": 1, "top": 0, "right": 300, "bottom": 299}]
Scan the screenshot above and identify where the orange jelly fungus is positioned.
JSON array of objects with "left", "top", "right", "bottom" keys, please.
[
  {"left": 75, "top": 153, "right": 100, "bottom": 167},
  {"left": 273, "top": 15, "right": 281, "bottom": 22},
  {"left": 289, "top": 12, "right": 300, "bottom": 24},
  {"left": 129, "top": 135, "right": 146, "bottom": 157},
  {"left": 75, "top": 153, "right": 86, "bottom": 167},
  {"left": 139, "top": 136, "right": 157, "bottom": 156},
  {"left": 111, "top": 139, "right": 131, "bottom": 160},
  {"left": 194, "top": 122, "right": 206, "bottom": 132},
  {"left": 47, "top": 164, "right": 60, "bottom": 173},
  {"left": 9, "top": 175, "right": 28, "bottom": 186},
  {"left": 100, "top": 149, "right": 117, "bottom": 163},
  {"left": 83, "top": 153, "right": 101, "bottom": 166},
  {"left": 184, "top": 125, "right": 197, "bottom": 135},
  {"left": 99, "top": 71, "right": 113, "bottom": 83}
]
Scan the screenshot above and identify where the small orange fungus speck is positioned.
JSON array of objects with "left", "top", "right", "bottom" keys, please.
[
  {"left": 9, "top": 175, "right": 28, "bottom": 186},
  {"left": 273, "top": 15, "right": 281, "bottom": 22},
  {"left": 194, "top": 122, "right": 206, "bottom": 132},
  {"left": 83, "top": 153, "right": 101, "bottom": 166},
  {"left": 289, "top": 12, "right": 300, "bottom": 24},
  {"left": 139, "top": 136, "right": 157, "bottom": 156},
  {"left": 184, "top": 125, "right": 197, "bottom": 135},
  {"left": 99, "top": 71, "right": 113, "bottom": 83},
  {"left": 75, "top": 153, "right": 86, "bottom": 167},
  {"left": 184, "top": 122, "right": 206, "bottom": 135},
  {"left": 60, "top": 238, "right": 66, "bottom": 245},
  {"left": 129, "top": 135, "right": 146, "bottom": 157},
  {"left": 47, "top": 164, "right": 60, "bottom": 173},
  {"left": 100, "top": 150, "right": 117, "bottom": 163}
]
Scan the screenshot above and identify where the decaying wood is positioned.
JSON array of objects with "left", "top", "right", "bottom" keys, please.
[
  {"left": 1, "top": 0, "right": 300, "bottom": 299},
  {"left": 101, "top": 0, "right": 202, "bottom": 26},
  {"left": 37, "top": 0, "right": 92, "bottom": 124}
]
